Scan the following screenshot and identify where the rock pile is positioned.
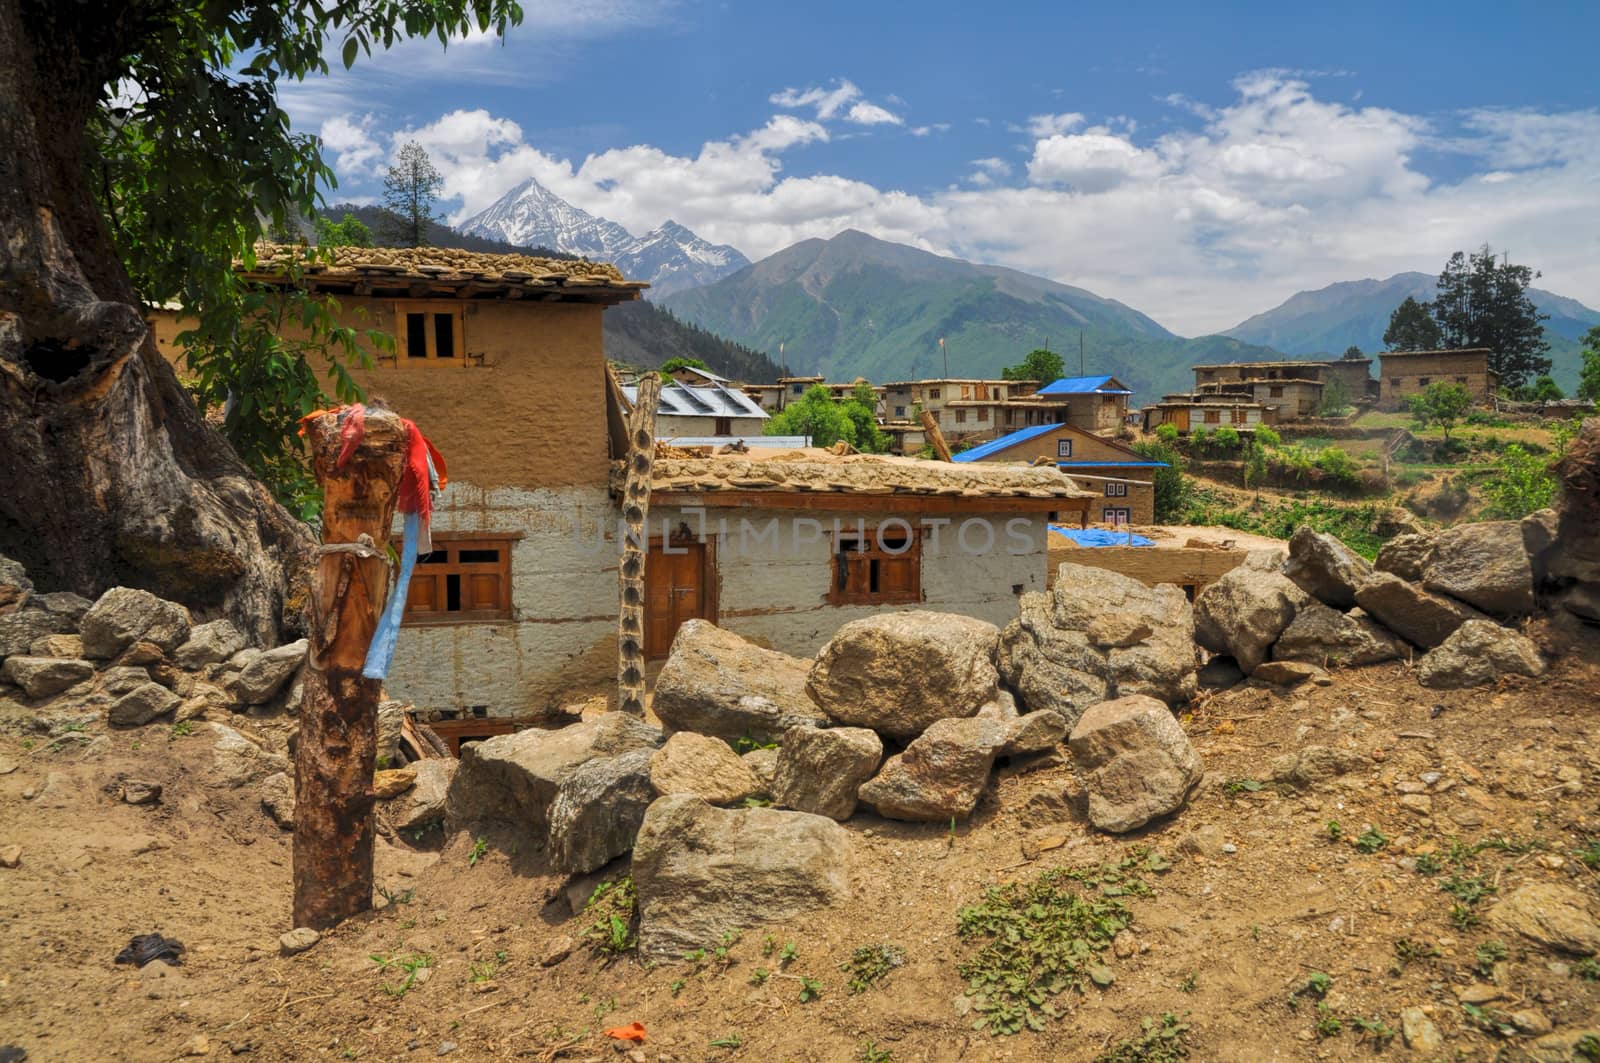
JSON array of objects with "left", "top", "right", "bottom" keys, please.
[{"left": 1196, "top": 525, "right": 1547, "bottom": 689}]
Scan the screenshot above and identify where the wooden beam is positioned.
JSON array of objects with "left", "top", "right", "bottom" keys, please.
[
  {"left": 920, "top": 410, "right": 953, "bottom": 461},
  {"left": 293, "top": 407, "right": 408, "bottom": 931},
  {"left": 617, "top": 375, "right": 660, "bottom": 716}
]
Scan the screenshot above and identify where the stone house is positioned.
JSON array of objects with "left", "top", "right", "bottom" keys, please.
[
  {"left": 1376, "top": 348, "right": 1496, "bottom": 410},
  {"left": 953, "top": 422, "right": 1164, "bottom": 525},
  {"left": 1030, "top": 375, "right": 1133, "bottom": 434},
  {"left": 623, "top": 374, "right": 769, "bottom": 440},
  {"left": 1192, "top": 356, "right": 1375, "bottom": 407},
  {"left": 151, "top": 244, "right": 1090, "bottom": 724}
]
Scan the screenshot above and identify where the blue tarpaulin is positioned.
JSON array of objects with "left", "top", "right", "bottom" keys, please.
[{"left": 1049, "top": 525, "right": 1154, "bottom": 548}]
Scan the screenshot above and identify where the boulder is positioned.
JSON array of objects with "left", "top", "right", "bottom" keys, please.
[
  {"left": 0, "top": 607, "right": 76, "bottom": 661},
  {"left": 80, "top": 588, "right": 190, "bottom": 658},
  {"left": 259, "top": 772, "right": 296, "bottom": 829},
  {"left": 445, "top": 713, "right": 662, "bottom": 835},
  {"left": 1283, "top": 527, "right": 1373, "bottom": 609},
  {"left": 998, "top": 594, "right": 1109, "bottom": 726},
  {"left": 1423, "top": 522, "right": 1535, "bottom": 615},
  {"left": 373, "top": 768, "right": 416, "bottom": 799},
  {"left": 648, "top": 731, "right": 759, "bottom": 805},
  {"left": 857, "top": 716, "right": 1006, "bottom": 822},
  {"left": 29, "top": 634, "right": 84, "bottom": 658},
  {"left": 1485, "top": 882, "right": 1600, "bottom": 955},
  {"left": 175, "top": 681, "right": 231, "bottom": 723},
  {"left": 652, "top": 621, "right": 827, "bottom": 743},
  {"left": 1252, "top": 660, "right": 1325, "bottom": 686},
  {"left": 547, "top": 748, "right": 656, "bottom": 874},
  {"left": 808, "top": 611, "right": 1000, "bottom": 738},
  {"left": 1269, "top": 746, "right": 1366, "bottom": 788},
  {"left": 1, "top": 656, "right": 93, "bottom": 699},
  {"left": 0, "top": 554, "right": 32, "bottom": 614},
  {"left": 386, "top": 759, "right": 456, "bottom": 832},
  {"left": 1055, "top": 565, "right": 1199, "bottom": 704},
  {"left": 108, "top": 682, "right": 181, "bottom": 727},
  {"left": 630, "top": 795, "right": 851, "bottom": 957},
  {"left": 1193, "top": 565, "right": 1309, "bottom": 673},
  {"left": 1067, "top": 695, "right": 1202, "bottom": 833},
  {"left": 210, "top": 723, "right": 290, "bottom": 787},
  {"left": 741, "top": 747, "right": 778, "bottom": 792},
  {"left": 1521, "top": 508, "right": 1560, "bottom": 582},
  {"left": 1559, "top": 584, "right": 1600, "bottom": 624},
  {"left": 172, "top": 620, "right": 247, "bottom": 670},
  {"left": 1086, "top": 614, "right": 1152, "bottom": 649},
  {"left": 1271, "top": 602, "right": 1407, "bottom": 666},
  {"left": 1416, "top": 619, "right": 1546, "bottom": 689},
  {"left": 975, "top": 689, "right": 1019, "bottom": 722},
  {"left": 999, "top": 710, "right": 1067, "bottom": 756},
  {"left": 1355, "top": 571, "right": 1486, "bottom": 649},
  {"left": 1375, "top": 532, "right": 1435, "bottom": 582},
  {"left": 232, "top": 640, "right": 307, "bottom": 705},
  {"left": 770, "top": 725, "right": 882, "bottom": 821},
  {"left": 28, "top": 592, "right": 92, "bottom": 627}
]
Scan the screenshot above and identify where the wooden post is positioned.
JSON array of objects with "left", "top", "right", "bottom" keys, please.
[
  {"left": 920, "top": 410, "right": 954, "bottom": 462},
  {"left": 293, "top": 408, "right": 408, "bottom": 930},
  {"left": 617, "top": 375, "right": 660, "bottom": 716}
]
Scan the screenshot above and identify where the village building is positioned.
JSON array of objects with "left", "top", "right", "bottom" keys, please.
[
  {"left": 879, "top": 374, "right": 1129, "bottom": 450},
  {"left": 953, "top": 422, "right": 1165, "bottom": 525},
  {"left": 1141, "top": 394, "right": 1266, "bottom": 435},
  {"left": 622, "top": 371, "right": 770, "bottom": 440},
  {"left": 1193, "top": 356, "right": 1374, "bottom": 400},
  {"left": 1029, "top": 375, "right": 1133, "bottom": 434},
  {"left": 151, "top": 244, "right": 1092, "bottom": 726},
  {"left": 1376, "top": 347, "right": 1496, "bottom": 410}
]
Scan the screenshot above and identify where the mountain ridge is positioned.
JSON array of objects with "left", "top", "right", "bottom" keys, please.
[{"left": 458, "top": 178, "right": 751, "bottom": 297}]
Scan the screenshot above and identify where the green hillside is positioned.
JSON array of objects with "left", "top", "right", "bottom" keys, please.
[{"left": 663, "top": 230, "right": 1282, "bottom": 400}]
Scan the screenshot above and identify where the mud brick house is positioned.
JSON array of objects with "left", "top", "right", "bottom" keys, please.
[
  {"left": 879, "top": 374, "right": 1128, "bottom": 450},
  {"left": 1141, "top": 394, "right": 1266, "bottom": 435},
  {"left": 1376, "top": 348, "right": 1496, "bottom": 410},
  {"left": 954, "top": 422, "right": 1164, "bottom": 525},
  {"left": 1192, "top": 356, "right": 1375, "bottom": 407},
  {"left": 1029, "top": 375, "right": 1133, "bottom": 434},
  {"left": 152, "top": 245, "right": 1091, "bottom": 721}
]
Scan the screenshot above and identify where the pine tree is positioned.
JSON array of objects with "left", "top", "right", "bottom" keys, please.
[
  {"left": 381, "top": 142, "right": 443, "bottom": 248},
  {"left": 1383, "top": 296, "right": 1441, "bottom": 351},
  {"left": 1429, "top": 246, "right": 1551, "bottom": 389}
]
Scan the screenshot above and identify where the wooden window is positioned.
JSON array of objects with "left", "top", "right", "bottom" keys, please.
[
  {"left": 990, "top": 387, "right": 1000, "bottom": 400},
  {"left": 1419, "top": 377, "right": 1431, "bottom": 386},
  {"left": 1390, "top": 378, "right": 1401, "bottom": 387},
  {"left": 830, "top": 528, "right": 920, "bottom": 605},
  {"left": 404, "top": 538, "right": 514, "bottom": 623},
  {"left": 1105, "top": 481, "right": 1128, "bottom": 497},
  {"left": 1231, "top": 408, "right": 1248, "bottom": 425},
  {"left": 977, "top": 407, "right": 988, "bottom": 422},
  {"left": 714, "top": 416, "right": 732, "bottom": 435},
  {"left": 1057, "top": 439, "right": 1073, "bottom": 458},
  {"left": 1269, "top": 385, "right": 1284, "bottom": 397},
  {"left": 1455, "top": 376, "right": 1468, "bottom": 385},
  {"left": 955, "top": 409, "right": 967, "bottom": 424},
  {"left": 895, "top": 406, "right": 906, "bottom": 418},
  {"left": 397, "top": 303, "right": 464, "bottom": 363},
  {"left": 929, "top": 388, "right": 941, "bottom": 400},
  {"left": 1103, "top": 506, "right": 1131, "bottom": 524},
  {"left": 1204, "top": 410, "right": 1221, "bottom": 424}
]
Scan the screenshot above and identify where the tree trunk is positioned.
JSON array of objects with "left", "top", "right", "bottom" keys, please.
[
  {"left": 0, "top": 1, "right": 311, "bottom": 643},
  {"left": 616, "top": 375, "right": 659, "bottom": 715},
  {"left": 292, "top": 408, "right": 406, "bottom": 930}
]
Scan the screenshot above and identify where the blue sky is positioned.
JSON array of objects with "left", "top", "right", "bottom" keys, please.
[{"left": 284, "top": 0, "right": 1600, "bottom": 333}]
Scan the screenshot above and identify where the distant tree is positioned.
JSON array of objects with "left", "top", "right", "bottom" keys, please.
[
  {"left": 313, "top": 212, "right": 374, "bottom": 248},
  {"left": 658, "top": 357, "right": 710, "bottom": 381},
  {"left": 381, "top": 141, "right": 444, "bottom": 247},
  {"left": 1002, "top": 348, "right": 1066, "bottom": 383},
  {"left": 1430, "top": 246, "right": 1551, "bottom": 389},
  {"left": 1131, "top": 439, "right": 1190, "bottom": 522},
  {"left": 1212, "top": 424, "right": 1240, "bottom": 451},
  {"left": 1318, "top": 376, "right": 1352, "bottom": 417},
  {"left": 1341, "top": 345, "right": 1365, "bottom": 360},
  {"left": 1253, "top": 424, "right": 1282, "bottom": 448},
  {"left": 1242, "top": 441, "right": 1268, "bottom": 488},
  {"left": 1523, "top": 375, "right": 1565, "bottom": 403},
  {"left": 766, "top": 385, "right": 854, "bottom": 447},
  {"left": 1405, "top": 382, "right": 1474, "bottom": 441},
  {"left": 1384, "top": 296, "right": 1442, "bottom": 351},
  {"left": 1578, "top": 326, "right": 1600, "bottom": 401}
]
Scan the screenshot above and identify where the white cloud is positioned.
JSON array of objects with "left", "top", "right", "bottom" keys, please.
[
  {"left": 1027, "top": 132, "right": 1167, "bottom": 192},
  {"left": 322, "top": 75, "right": 1600, "bottom": 336},
  {"left": 910, "top": 123, "right": 951, "bottom": 137},
  {"left": 319, "top": 113, "right": 384, "bottom": 176},
  {"left": 1022, "top": 112, "right": 1085, "bottom": 138},
  {"left": 845, "top": 101, "right": 903, "bottom": 126}
]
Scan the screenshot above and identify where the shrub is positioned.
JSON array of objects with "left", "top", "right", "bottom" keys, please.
[
  {"left": 1131, "top": 439, "right": 1190, "bottom": 523},
  {"left": 1314, "top": 446, "right": 1361, "bottom": 488},
  {"left": 1154, "top": 422, "right": 1179, "bottom": 444},
  {"left": 1481, "top": 444, "right": 1557, "bottom": 518},
  {"left": 1253, "top": 424, "right": 1281, "bottom": 447},
  {"left": 1212, "top": 425, "right": 1240, "bottom": 452}
]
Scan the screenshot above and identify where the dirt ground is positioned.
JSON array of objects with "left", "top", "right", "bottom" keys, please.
[{"left": 2, "top": 649, "right": 1599, "bottom": 1062}]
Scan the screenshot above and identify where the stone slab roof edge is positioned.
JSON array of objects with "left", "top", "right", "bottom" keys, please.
[{"left": 236, "top": 242, "right": 647, "bottom": 289}]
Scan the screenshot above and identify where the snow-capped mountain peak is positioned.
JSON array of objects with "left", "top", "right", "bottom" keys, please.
[{"left": 458, "top": 181, "right": 750, "bottom": 297}]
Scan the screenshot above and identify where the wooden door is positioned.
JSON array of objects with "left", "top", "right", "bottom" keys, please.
[
  {"left": 645, "top": 541, "right": 709, "bottom": 658},
  {"left": 1170, "top": 409, "right": 1189, "bottom": 432}
]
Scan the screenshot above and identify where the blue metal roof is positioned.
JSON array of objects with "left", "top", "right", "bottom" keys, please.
[
  {"left": 951, "top": 423, "right": 1059, "bottom": 462},
  {"left": 1037, "top": 375, "right": 1133, "bottom": 395}
]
